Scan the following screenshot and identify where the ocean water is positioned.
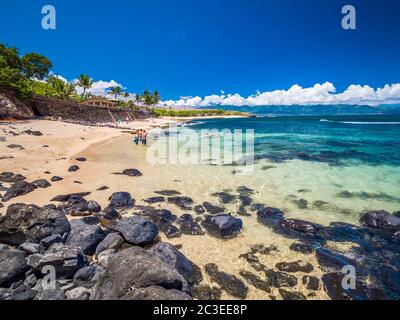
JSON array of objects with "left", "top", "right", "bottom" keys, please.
[{"left": 166, "top": 114, "right": 400, "bottom": 224}]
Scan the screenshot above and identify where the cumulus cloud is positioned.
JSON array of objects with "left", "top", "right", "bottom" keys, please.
[
  {"left": 74, "top": 79, "right": 125, "bottom": 98},
  {"left": 162, "top": 82, "right": 400, "bottom": 107}
]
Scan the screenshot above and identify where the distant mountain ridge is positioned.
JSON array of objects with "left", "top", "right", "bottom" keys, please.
[{"left": 198, "top": 104, "right": 400, "bottom": 115}]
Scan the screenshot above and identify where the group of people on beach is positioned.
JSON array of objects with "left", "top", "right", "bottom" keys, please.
[{"left": 134, "top": 129, "right": 148, "bottom": 146}]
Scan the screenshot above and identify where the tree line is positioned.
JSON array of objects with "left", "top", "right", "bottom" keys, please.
[{"left": 0, "top": 42, "right": 161, "bottom": 110}]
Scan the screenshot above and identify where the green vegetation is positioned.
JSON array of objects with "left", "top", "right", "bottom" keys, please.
[
  {"left": 152, "top": 108, "right": 250, "bottom": 118},
  {"left": 77, "top": 74, "right": 93, "bottom": 98},
  {"left": 0, "top": 42, "right": 250, "bottom": 119},
  {"left": 0, "top": 43, "right": 52, "bottom": 96}
]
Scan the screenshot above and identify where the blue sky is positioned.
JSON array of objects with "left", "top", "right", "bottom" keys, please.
[{"left": 1, "top": 0, "right": 400, "bottom": 106}]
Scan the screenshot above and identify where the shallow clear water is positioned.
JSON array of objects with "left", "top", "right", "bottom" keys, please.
[{"left": 150, "top": 115, "right": 400, "bottom": 225}]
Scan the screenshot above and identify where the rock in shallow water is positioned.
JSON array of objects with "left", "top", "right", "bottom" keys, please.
[
  {"left": 360, "top": 210, "right": 400, "bottom": 233},
  {"left": 205, "top": 263, "right": 248, "bottom": 299},
  {"left": 202, "top": 202, "right": 225, "bottom": 214},
  {"left": 168, "top": 196, "right": 194, "bottom": 209},
  {"left": 201, "top": 214, "right": 242, "bottom": 239},
  {"left": 275, "top": 261, "right": 314, "bottom": 273},
  {"left": 0, "top": 172, "right": 26, "bottom": 183}
]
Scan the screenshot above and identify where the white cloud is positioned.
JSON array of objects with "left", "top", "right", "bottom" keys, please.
[
  {"left": 162, "top": 82, "right": 400, "bottom": 107},
  {"left": 74, "top": 79, "right": 125, "bottom": 98}
]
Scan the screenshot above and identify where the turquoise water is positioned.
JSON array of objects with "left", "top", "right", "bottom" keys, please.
[
  {"left": 173, "top": 115, "right": 400, "bottom": 224},
  {"left": 189, "top": 115, "right": 400, "bottom": 167}
]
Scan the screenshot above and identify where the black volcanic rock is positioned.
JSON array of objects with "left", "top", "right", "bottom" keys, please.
[
  {"left": 2, "top": 181, "right": 36, "bottom": 202},
  {"left": 0, "top": 172, "right": 26, "bottom": 183},
  {"left": 205, "top": 263, "right": 248, "bottom": 299},
  {"left": 155, "top": 190, "right": 181, "bottom": 196},
  {"left": 201, "top": 214, "right": 242, "bottom": 239},
  {"left": 27, "top": 243, "right": 88, "bottom": 278},
  {"left": 93, "top": 246, "right": 191, "bottom": 300},
  {"left": 0, "top": 249, "right": 28, "bottom": 287},
  {"left": 68, "top": 165, "right": 80, "bottom": 172},
  {"left": 108, "top": 192, "right": 135, "bottom": 208},
  {"left": 0, "top": 203, "right": 70, "bottom": 246},
  {"left": 75, "top": 157, "right": 87, "bottom": 162},
  {"left": 65, "top": 220, "right": 106, "bottom": 255},
  {"left": 202, "top": 202, "right": 225, "bottom": 214},
  {"left": 168, "top": 196, "right": 194, "bottom": 209},
  {"left": 360, "top": 210, "right": 400, "bottom": 233},
  {"left": 50, "top": 176, "right": 63, "bottom": 182},
  {"left": 114, "top": 216, "right": 158, "bottom": 245},
  {"left": 143, "top": 196, "right": 165, "bottom": 204},
  {"left": 32, "top": 179, "right": 51, "bottom": 189}
]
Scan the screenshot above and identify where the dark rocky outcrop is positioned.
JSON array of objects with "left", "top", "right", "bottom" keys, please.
[
  {"left": 0, "top": 172, "right": 26, "bottom": 183},
  {"left": 27, "top": 243, "right": 88, "bottom": 278},
  {"left": 95, "top": 233, "right": 124, "bottom": 257},
  {"left": 264, "top": 269, "right": 298, "bottom": 288},
  {"left": 113, "top": 216, "right": 158, "bottom": 245},
  {"left": 0, "top": 249, "right": 28, "bottom": 287},
  {"left": 202, "top": 202, "right": 225, "bottom": 215},
  {"left": 177, "top": 214, "right": 204, "bottom": 236},
  {"left": 239, "top": 270, "right": 271, "bottom": 293},
  {"left": 93, "top": 246, "right": 191, "bottom": 300},
  {"left": 2, "top": 181, "right": 36, "bottom": 202},
  {"left": 0, "top": 204, "right": 70, "bottom": 246},
  {"left": 360, "top": 210, "right": 400, "bottom": 233},
  {"left": 275, "top": 261, "right": 314, "bottom": 273},
  {"left": 65, "top": 220, "right": 106, "bottom": 255},
  {"left": 114, "top": 169, "right": 143, "bottom": 177},
  {"left": 155, "top": 190, "right": 181, "bottom": 196},
  {"left": 31, "top": 179, "right": 51, "bottom": 189},
  {"left": 108, "top": 192, "right": 135, "bottom": 209},
  {"left": 205, "top": 263, "right": 248, "bottom": 299},
  {"left": 68, "top": 165, "right": 80, "bottom": 172},
  {"left": 143, "top": 196, "right": 165, "bottom": 204},
  {"left": 201, "top": 214, "right": 242, "bottom": 239},
  {"left": 168, "top": 196, "right": 194, "bottom": 210},
  {"left": 150, "top": 242, "right": 203, "bottom": 285}
]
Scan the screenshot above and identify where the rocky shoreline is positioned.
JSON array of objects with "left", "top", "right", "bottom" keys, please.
[{"left": 1, "top": 164, "right": 400, "bottom": 300}]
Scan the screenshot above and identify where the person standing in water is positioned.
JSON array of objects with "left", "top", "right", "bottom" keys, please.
[
  {"left": 134, "top": 130, "right": 141, "bottom": 145},
  {"left": 141, "top": 130, "right": 148, "bottom": 146}
]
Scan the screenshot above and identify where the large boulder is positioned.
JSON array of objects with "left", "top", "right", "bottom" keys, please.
[
  {"left": 65, "top": 220, "right": 106, "bottom": 255},
  {"left": 201, "top": 214, "right": 242, "bottom": 239},
  {"left": 0, "top": 204, "right": 71, "bottom": 246},
  {"left": 360, "top": 210, "right": 400, "bottom": 233},
  {"left": 108, "top": 192, "right": 135, "bottom": 209},
  {"left": 0, "top": 249, "right": 28, "bottom": 287},
  {"left": 27, "top": 243, "right": 88, "bottom": 278},
  {"left": 2, "top": 181, "right": 36, "bottom": 202},
  {"left": 95, "top": 233, "right": 124, "bottom": 257},
  {"left": 150, "top": 242, "right": 202, "bottom": 285},
  {"left": 93, "top": 246, "right": 191, "bottom": 300},
  {"left": 114, "top": 216, "right": 158, "bottom": 245}
]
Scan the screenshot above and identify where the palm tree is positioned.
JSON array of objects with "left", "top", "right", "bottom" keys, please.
[
  {"left": 152, "top": 90, "right": 160, "bottom": 108},
  {"left": 109, "top": 86, "right": 122, "bottom": 100},
  {"left": 143, "top": 90, "right": 153, "bottom": 109},
  {"left": 135, "top": 94, "right": 142, "bottom": 108},
  {"left": 123, "top": 92, "right": 129, "bottom": 103},
  {"left": 77, "top": 74, "right": 93, "bottom": 99},
  {"left": 47, "top": 75, "right": 77, "bottom": 100}
]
